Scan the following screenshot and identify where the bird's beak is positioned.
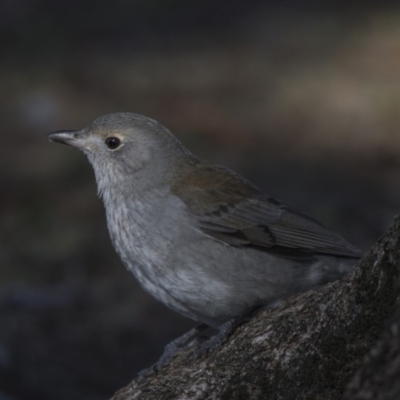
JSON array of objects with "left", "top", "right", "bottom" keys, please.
[{"left": 47, "top": 130, "right": 87, "bottom": 150}]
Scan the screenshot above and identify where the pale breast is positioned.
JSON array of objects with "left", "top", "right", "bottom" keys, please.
[{"left": 104, "top": 188, "right": 205, "bottom": 319}]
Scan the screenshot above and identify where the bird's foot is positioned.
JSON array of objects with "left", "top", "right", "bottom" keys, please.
[
  {"left": 137, "top": 323, "right": 209, "bottom": 380},
  {"left": 187, "top": 312, "right": 254, "bottom": 361},
  {"left": 137, "top": 308, "right": 258, "bottom": 380}
]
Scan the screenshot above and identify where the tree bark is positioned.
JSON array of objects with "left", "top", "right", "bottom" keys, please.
[{"left": 111, "top": 216, "right": 400, "bottom": 400}]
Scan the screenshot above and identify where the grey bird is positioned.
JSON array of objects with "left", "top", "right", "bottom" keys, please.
[{"left": 47, "top": 113, "right": 362, "bottom": 371}]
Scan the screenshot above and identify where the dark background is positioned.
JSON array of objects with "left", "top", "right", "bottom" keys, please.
[{"left": 1, "top": 1, "right": 400, "bottom": 399}]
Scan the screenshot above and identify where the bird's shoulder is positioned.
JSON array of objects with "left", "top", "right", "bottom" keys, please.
[{"left": 171, "top": 160, "right": 260, "bottom": 214}]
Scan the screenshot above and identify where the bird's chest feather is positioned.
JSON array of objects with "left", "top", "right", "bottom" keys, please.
[
  {"left": 103, "top": 189, "right": 200, "bottom": 311},
  {"left": 106, "top": 192, "right": 174, "bottom": 270},
  {"left": 101, "top": 188, "right": 250, "bottom": 324}
]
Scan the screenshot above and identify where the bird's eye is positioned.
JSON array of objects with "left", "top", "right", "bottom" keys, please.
[{"left": 105, "top": 137, "right": 121, "bottom": 150}]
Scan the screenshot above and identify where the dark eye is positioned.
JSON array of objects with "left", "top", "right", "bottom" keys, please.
[{"left": 105, "top": 137, "right": 121, "bottom": 150}]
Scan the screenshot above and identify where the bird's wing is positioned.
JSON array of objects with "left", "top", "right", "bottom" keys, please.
[{"left": 172, "top": 163, "right": 362, "bottom": 261}]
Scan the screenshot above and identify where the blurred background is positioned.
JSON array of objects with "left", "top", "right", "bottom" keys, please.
[{"left": 1, "top": 1, "right": 400, "bottom": 399}]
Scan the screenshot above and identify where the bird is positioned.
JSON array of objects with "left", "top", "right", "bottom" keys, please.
[{"left": 47, "top": 112, "right": 362, "bottom": 372}]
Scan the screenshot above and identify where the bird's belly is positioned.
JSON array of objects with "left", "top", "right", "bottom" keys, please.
[
  {"left": 121, "top": 236, "right": 237, "bottom": 324},
  {"left": 117, "top": 230, "right": 283, "bottom": 325},
  {"left": 105, "top": 199, "right": 227, "bottom": 322},
  {"left": 105, "top": 197, "right": 355, "bottom": 326},
  {"left": 109, "top": 212, "right": 243, "bottom": 323}
]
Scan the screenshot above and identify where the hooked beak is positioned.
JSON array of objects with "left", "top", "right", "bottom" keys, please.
[{"left": 47, "top": 130, "right": 87, "bottom": 150}]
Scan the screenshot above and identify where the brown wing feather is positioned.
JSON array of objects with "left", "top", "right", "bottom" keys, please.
[{"left": 172, "top": 162, "right": 362, "bottom": 260}]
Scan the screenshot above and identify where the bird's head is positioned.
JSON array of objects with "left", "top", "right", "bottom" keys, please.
[{"left": 48, "top": 113, "right": 193, "bottom": 195}]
